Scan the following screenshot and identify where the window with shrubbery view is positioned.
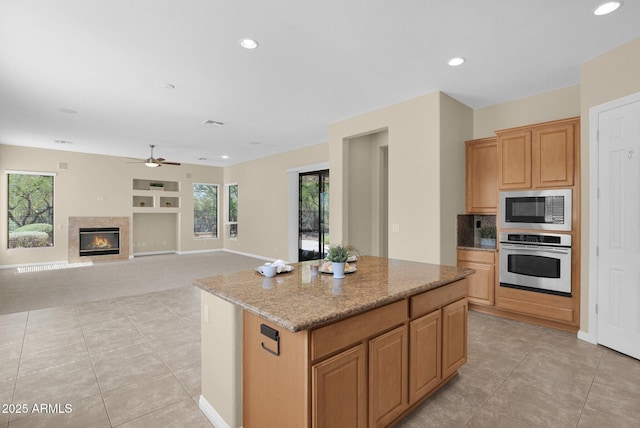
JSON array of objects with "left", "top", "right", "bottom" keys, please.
[
  {"left": 193, "top": 183, "right": 218, "bottom": 239},
  {"left": 8, "top": 173, "right": 54, "bottom": 248}
]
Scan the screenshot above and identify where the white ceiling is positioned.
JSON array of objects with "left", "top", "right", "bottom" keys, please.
[{"left": 1, "top": 0, "right": 639, "bottom": 167}]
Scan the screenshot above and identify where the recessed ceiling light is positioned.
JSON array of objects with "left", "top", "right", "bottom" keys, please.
[
  {"left": 220, "top": 155, "right": 229, "bottom": 160},
  {"left": 448, "top": 57, "right": 465, "bottom": 67},
  {"left": 198, "top": 157, "right": 210, "bottom": 161},
  {"left": 249, "top": 141, "right": 261, "bottom": 145},
  {"left": 593, "top": 1, "right": 622, "bottom": 15},
  {"left": 201, "top": 119, "right": 224, "bottom": 126},
  {"left": 54, "top": 139, "right": 73, "bottom": 145},
  {"left": 240, "top": 38, "right": 259, "bottom": 49},
  {"left": 58, "top": 108, "right": 77, "bottom": 114},
  {"left": 160, "top": 83, "right": 175, "bottom": 89}
]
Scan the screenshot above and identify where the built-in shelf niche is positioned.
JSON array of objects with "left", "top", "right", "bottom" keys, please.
[
  {"left": 132, "top": 179, "right": 181, "bottom": 211},
  {"left": 133, "top": 179, "right": 180, "bottom": 192}
]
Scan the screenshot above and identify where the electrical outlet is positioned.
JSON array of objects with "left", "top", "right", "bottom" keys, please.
[
  {"left": 203, "top": 304, "right": 210, "bottom": 323},
  {"left": 476, "top": 220, "right": 481, "bottom": 228}
]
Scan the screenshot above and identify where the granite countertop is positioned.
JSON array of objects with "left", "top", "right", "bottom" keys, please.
[{"left": 194, "top": 256, "right": 474, "bottom": 332}]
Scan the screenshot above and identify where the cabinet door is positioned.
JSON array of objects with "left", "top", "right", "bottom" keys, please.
[
  {"left": 466, "top": 138, "right": 498, "bottom": 213},
  {"left": 312, "top": 344, "right": 367, "bottom": 428},
  {"left": 457, "top": 250, "right": 495, "bottom": 306},
  {"left": 533, "top": 121, "right": 576, "bottom": 188},
  {"left": 369, "top": 325, "right": 408, "bottom": 428},
  {"left": 498, "top": 131, "right": 532, "bottom": 189},
  {"left": 442, "top": 298, "right": 468, "bottom": 379},
  {"left": 409, "top": 310, "right": 441, "bottom": 404}
]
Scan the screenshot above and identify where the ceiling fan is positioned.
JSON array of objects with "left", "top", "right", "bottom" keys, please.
[{"left": 129, "top": 144, "right": 181, "bottom": 167}]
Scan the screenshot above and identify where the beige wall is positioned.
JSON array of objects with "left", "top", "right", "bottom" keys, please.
[
  {"left": 0, "top": 144, "right": 224, "bottom": 267},
  {"left": 222, "top": 143, "right": 329, "bottom": 262},
  {"left": 473, "top": 86, "right": 580, "bottom": 139},
  {"left": 440, "top": 93, "right": 473, "bottom": 265},
  {"left": 579, "top": 37, "right": 640, "bottom": 333},
  {"left": 330, "top": 92, "right": 472, "bottom": 265},
  {"left": 346, "top": 130, "right": 388, "bottom": 256}
]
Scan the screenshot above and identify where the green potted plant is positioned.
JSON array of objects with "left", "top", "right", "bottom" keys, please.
[
  {"left": 149, "top": 182, "right": 164, "bottom": 191},
  {"left": 479, "top": 226, "right": 496, "bottom": 248},
  {"left": 325, "top": 244, "right": 358, "bottom": 278}
]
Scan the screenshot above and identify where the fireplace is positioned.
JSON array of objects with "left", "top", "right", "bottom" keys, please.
[
  {"left": 68, "top": 217, "right": 129, "bottom": 263},
  {"left": 79, "top": 227, "right": 120, "bottom": 257}
]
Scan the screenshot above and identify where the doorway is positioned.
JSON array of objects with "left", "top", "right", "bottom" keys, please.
[
  {"left": 590, "top": 92, "right": 640, "bottom": 360},
  {"left": 298, "top": 170, "right": 329, "bottom": 261}
]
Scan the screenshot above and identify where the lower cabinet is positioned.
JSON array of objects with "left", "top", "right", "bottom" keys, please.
[
  {"left": 312, "top": 344, "right": 367, "bottom": 428},
  {"left": 244, "top": 280, "right": 468, "bottom": 428},
  {"left": 409, "top": 310, "right": 442, "bottom": 403},
  {"left": 457, "top": 249, "right": 496, "bottom": 306},
  {"left": 442, "top": 298, "right": 468, "bottom": 379},
  {"left": 369, "top": 325, "right": 408, "bottom": 427}
]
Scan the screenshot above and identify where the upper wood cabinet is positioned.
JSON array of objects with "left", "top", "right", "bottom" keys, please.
[
  {"left": 465, "top": 137, "right": 498, "bottom": 213},
  {"left": 496, "top": 117, "right": 579, "bottom": 190}
]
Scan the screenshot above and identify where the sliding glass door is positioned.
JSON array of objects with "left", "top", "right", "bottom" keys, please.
[{"left": 299, "top": 170, "right": 329, "bottom": 261}]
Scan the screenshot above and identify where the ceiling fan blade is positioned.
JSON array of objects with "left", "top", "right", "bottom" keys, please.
[
  {"left": 156, "top": 157, "right": 165, "bottom": 162},
  {"left": 159, "top": 161, "right": 181, "bottom": 166}
]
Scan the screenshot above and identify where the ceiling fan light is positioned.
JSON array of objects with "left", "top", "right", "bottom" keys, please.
[
  {"left": 145, "top": 161, "right": 160, "bottom": 168},
  {"left": 593, "top": 1, "right": 621, "bottom": 15}
]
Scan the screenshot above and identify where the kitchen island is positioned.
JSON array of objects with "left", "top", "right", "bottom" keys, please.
[{"left": 195, "top": 256, "right": 474, "bottom": 428}]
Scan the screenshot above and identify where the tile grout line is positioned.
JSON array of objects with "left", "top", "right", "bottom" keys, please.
[
  {"left": 99, "top": 295, "right": 193, "bottom": 427},
  {"left": 461, "top": 329, "right": 543, "bottom": 428},
  {"left": 6, "top": 311, "right": 29, "bottom": 427},
  {"left": 76, "top": 301, "right": 115, "bottom": 428},
  {"left": 574, "top": 347, "right": 605, "bottom": 427}
]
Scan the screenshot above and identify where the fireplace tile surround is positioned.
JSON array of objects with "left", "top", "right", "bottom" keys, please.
[{"left": 68, "top": 217, "right": 130, "bottom": 263}]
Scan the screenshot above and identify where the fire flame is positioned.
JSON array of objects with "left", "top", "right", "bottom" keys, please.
[{"left": 89, "top": 235, "right": 113, "bottom": 249}]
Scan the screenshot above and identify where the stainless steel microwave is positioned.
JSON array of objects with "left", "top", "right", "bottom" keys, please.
[{"left": 500, "top": 189, "right": 572, "bottom": 231}]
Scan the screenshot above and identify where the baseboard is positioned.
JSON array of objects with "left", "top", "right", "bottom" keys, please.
[
  {"left": 577, "top": 329, "right": 595, "bottom": 344},
  {"left": 132, "top": 250, "right": 178, "bottom": 257},
  {"left": 198, "top": 395, "right": 231, "bottom": 428},
  {"left": 177, "top": 249, "right": 224, "bottom": 255},
  {"left": 222, "top": 248, "right": 280, "bottom": 263}
]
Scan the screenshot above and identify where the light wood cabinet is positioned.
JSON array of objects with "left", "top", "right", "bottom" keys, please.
[
  {"left": 457, "top": 249, "right": 496, "bottom": 306},
  {"left": 369, "top": 325, "right": 408, "bottom": 428},
  {"left": 312, "top": 344, "right": 367, "bottom": 428},
  {"left": 533, "top": 122, "right": 575, "bottom": 188},
  {"left": 243, "top": 279, "right": 468, "bottom": 428},
  {"left": 409, "top": 310, "right": 441, "bottom": 404},
  {"left": 442, "top": 298, "right": 468, "bottom": 379},
  {"left": 497, "top": 130, "right": 532, "bottom": 190},
  {"left": 465, "top": 137, "right": 498, "bottom": 213},
  {"left": 497, "top": 118, "right": 578, "bottom": 190}
]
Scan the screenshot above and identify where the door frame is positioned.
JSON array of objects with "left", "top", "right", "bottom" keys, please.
[
  {"left": 287, "top": 162, "right": 329, "bottom": 262},
  {"left": 587, "top": 90, "right": 640, "bottom": 345}
]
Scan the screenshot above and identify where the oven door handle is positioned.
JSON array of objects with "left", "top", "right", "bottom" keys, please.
[{"left": 500, "top": 244, "right": 570, "bottom": 254}]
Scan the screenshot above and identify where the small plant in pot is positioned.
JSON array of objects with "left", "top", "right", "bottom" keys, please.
[
  {"left": 479, "top": 226, "right": 497, "bottom": 248},
  {"left": 324, "top": 244, "right": 359, "bottom": 278}
]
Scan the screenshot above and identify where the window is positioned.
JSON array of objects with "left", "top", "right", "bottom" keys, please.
[
  {"left": 7, "top": 171, "right": 55, "bottom": 248},
  {"left": 226, "top": 183, "right": 238, "bottom": 238},
  {"left": 193, "top": 183, "right": 218, "bottom": 239}
]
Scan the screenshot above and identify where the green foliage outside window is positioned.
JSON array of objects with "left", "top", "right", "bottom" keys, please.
[
  {"left": 8, "top": 174, "right": 54, "bottom": 248},
  {"left": 193, "top": 184, "right": 218, "bottom": 239}
]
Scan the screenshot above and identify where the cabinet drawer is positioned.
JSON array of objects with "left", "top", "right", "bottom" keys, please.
[
  {"left": 311, "top": 300, "right": 407, "bottom": 361},
  {"left": 457, "top": 249, "right": 495, "bottom": 264},
  {"left": 410, "top": 279, "right": 467, "bottom": 319}
]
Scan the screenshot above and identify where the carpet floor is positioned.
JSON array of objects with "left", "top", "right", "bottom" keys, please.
[{"left": 0, "top": 252, "right": 263, "bottom": 315}]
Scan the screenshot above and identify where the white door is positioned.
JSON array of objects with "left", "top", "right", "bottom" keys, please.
[{"left": 596, "top": 98, "right": 640, "bottom": 360}]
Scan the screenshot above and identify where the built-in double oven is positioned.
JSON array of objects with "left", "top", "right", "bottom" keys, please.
[{"left": 498, "top": 189, "right": 573, "bottom": 297}]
